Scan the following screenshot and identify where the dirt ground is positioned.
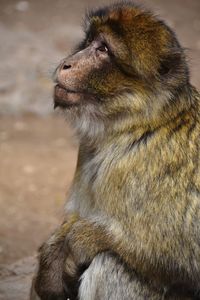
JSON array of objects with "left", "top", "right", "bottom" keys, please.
[
  {"left": 0, "top": 0, "right": 200, "bottom": 299},
  {"left": 0, "top": 115, "right": 77, "bottom": 264}
]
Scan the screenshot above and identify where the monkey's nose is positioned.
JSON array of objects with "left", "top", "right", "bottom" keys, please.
[
  {"left": 62, "top": 64, "right": 72, "bottom": 70},
  {"left": 56, "top": 61, "right": 73, "bottom": 83}
]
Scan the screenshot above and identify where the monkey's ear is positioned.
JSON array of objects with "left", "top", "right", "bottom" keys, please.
[{"left": 158, "top": 51, "right": 182, "bottom": 76}]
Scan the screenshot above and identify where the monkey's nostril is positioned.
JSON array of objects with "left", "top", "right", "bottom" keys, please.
[{"left": 62, "top": 64, "right": 71, "bottom": 70}]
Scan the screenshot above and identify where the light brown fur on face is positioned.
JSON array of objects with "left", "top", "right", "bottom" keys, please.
[{"left": 31, "top": 1, "right": 200, "bottom": 300}]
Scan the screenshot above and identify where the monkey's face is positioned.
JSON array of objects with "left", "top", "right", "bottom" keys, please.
[
  {"left": 54, "top": 3, "right": 188, "bottom": 131},
  {"left": 54, "top": 37, "right": 114, "bottom": 109},
  {"left": 53, "top": 27, "right": 135, "bottom": 112}
]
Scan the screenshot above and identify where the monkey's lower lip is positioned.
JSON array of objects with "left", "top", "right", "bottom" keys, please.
[{"left": 54, "top": 85, "right": 82, "bottom": 109}]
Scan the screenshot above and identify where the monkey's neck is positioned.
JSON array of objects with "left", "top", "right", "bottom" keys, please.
[
  {"left": 78, "top": 84, "right": 197, "bottom": 149},
  {"left": 111, "top": 84, "right": 196, "bottom": 134}
]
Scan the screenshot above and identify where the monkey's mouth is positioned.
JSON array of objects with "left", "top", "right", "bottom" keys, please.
[{"left": 54, "top": 85, "right": 82, "bottom": 109}]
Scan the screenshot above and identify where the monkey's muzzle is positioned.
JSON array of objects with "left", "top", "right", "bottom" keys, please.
[{"left": 54, "top": 85, "right": 81, "bottom": 109}]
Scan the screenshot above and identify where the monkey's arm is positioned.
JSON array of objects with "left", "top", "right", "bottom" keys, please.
[
  {"left": 34, "top": 213, "right": 121, "bottom": 300},
  {"left": 34, "top": 214, "right": 80, "bottom": 300},
  {"left": 66, "top": 218, "right": 114, "bottom": 268},
  {"left": 34, "top": 210, "right": 200, "bottom": 299},
  {"left": 64, "top": 214, "right": 200, "bottom": 290}
]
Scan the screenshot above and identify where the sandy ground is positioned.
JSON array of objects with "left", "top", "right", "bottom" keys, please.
[
  {"left": 0, "top": 115, "right": 78, "bottom": 264},
  {"left": 0, "top": 0, "right": 200, "bottom": 299}
]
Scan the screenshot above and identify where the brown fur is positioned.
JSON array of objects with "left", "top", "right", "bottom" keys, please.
[{"left": 31, "top": 2, "right": 200, "bottom": 300}]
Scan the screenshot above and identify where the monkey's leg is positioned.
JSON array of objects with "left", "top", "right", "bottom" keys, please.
[
  {"left": 79, "top": 253, "right": 193, "bottom": 300},
  {"left": 78, "top": 252, "right": 164, "bottom": 300},
  {"left": 31, "top": 251, "right": 192, "bottom": 300}
]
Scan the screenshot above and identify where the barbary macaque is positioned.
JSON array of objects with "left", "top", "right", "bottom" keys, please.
[{"left": 31, "top": 1, "right": 200, "bottom": 299}]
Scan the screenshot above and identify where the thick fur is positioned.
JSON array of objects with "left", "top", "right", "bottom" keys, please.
[
  {"left": 79, "top": 253, "right": 193, "bottom": 300},
  {"left": 31, "top": 1, "right": 200, "bottom": 300}
]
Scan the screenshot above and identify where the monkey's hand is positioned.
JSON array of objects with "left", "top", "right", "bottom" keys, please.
[
  {"left": 33, "top": 216, "right": 113, "bottom": 300},
  {"left": 33, "top": 213, "right": 80, "bottom": 300},
  {"left": 64, "top": 219, "right": 112, "bottom": 279}
]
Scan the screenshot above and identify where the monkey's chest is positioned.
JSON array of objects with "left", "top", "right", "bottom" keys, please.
[
  {"left": 79, "top": 151, "right": 154, "bottom": 215},
  {"left": 80, "top": 147, "right": 185, "bottom": 220}
]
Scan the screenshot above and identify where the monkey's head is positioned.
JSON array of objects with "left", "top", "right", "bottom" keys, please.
[{"left": 54, "top": 1, "right": 190, "bottom": 138}]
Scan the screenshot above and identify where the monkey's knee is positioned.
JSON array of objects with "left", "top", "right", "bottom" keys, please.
[{"left": 78, "top": 252, "right": 163, "bottom": 300}]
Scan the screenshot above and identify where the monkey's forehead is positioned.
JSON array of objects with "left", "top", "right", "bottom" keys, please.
[
  {"left": 83, "top": 2, "right": 177, "bottom": 57},
  {"left": 83, "top": 1, "right": 174, "bottom": 48},
  {"left": 84, "top": 1, "right": 155, "bottom": 31}
]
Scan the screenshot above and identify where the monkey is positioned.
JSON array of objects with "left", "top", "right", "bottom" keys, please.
[{"left": 30, "top": 1, "right": 200, "bottom": 299}]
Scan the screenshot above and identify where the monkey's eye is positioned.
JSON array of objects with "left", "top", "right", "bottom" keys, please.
[{"left": 97, "top": 43, "right": 109, "bottom": 53}]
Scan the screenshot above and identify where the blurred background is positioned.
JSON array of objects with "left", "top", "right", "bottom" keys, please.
[{"left": 0, "top": 0, "right": 199, "bottom": 274}]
